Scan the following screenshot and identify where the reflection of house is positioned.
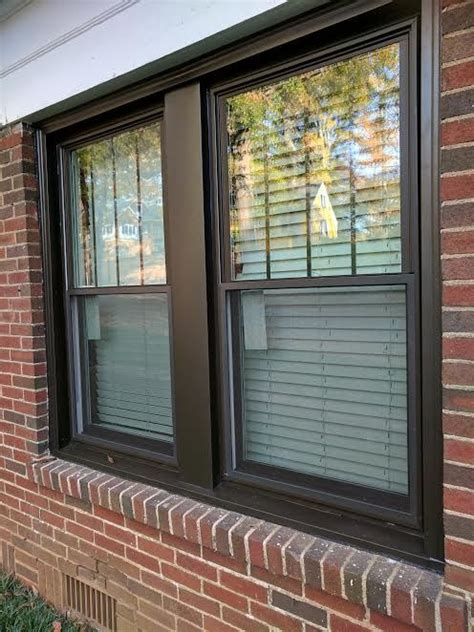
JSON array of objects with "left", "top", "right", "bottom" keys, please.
[
  {"left": 312, "top": 182, "right": 338, "bottom": 238},
  {"left": 101, "top": 206, "right": 140, "bottom": 241}
]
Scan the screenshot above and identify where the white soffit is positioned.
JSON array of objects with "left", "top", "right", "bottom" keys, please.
[{"left": 0, "top": 0, "right": 292, "bottom": 124}]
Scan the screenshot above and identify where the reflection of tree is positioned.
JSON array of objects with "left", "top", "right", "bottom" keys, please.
[
  {"left": 73, "top": 124, "right": 165, "bottom": 287},
  {"left": 227, "top": 43, "right": 400, "bottom": 278}
]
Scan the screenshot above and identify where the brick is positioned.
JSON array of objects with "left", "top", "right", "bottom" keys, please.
[
  {"left": 413, "top": 572, "right": 442, "bottom": 631},
  {"left": 93, "top": 504, "right": 125, "bottom": 526},
  {"left": 161, "top": 531, "right": 200, "bottom": 557},
  {"left": 321, "top": 545, "right": 352, "bottom": 596},
  {"left": 200, "top": 507, "right": 228, "bottom": 550},
  {"left": 15, "top": 563, "right": 38, "bottom": 584},
  {"left": 202, "top": 546, "right": 246, "bottom": 574},
  {"left": 444, "top": 386, "right": 474, "bottom": 413},
  {"left": 176, "top": 619, "right": 200, "bottom": 632},
  {"left": 106, "top": 581, "right": 138, "bottom": 609},
  {"left": 179, "top": 587, "right": 220, "bottom": 617},
  {"left": 445, "top": 563, "right": 474, "bottom": 592},
  {"left": 138, "top": 600, "right": 175, "bottom": 630},
  {"left": 271, "top": 590, "right": 327, "bottom": 627},
  {"left": 265, "top": 527, "right": 295, "bottom": 576},
  {"left": 157, "top": 495, "right": 184, "bottom": 533},
  {"left": 104, "top": 522, "right": 136, "bottom": 547},
  {"left": 202, "top": 615, "right": 239, "bottom": 632},
  {"left": 39, "top": 509, "right": 64, "bottom": 530},
  {"left": 109, "top": 481, "right": 136, "bottom": 514},
  {"left": 443, "top": 336, "right": 474, "bottom": 359},
  {"left": 445, "top": 537, "right": 474, "bottom": 566},
  {"left": 119, "top": 483, "right": 142, "bottom": 520},
  {"left": 126, "top": 546, "right": 160, "bottom": 573},
  {"left": 303, "top": 539, "right": 331, "bottom": 590},
  {"left": 444, "top": 512, "right": 474, "bottom": 540},
  {"left": 135, "top": 612, "right": 170, "bottom": 632},
  {"left": 285, "top": 532, "right": 315, "bottom": 581},
  {"left": 390, "top": 564, "right": 422, "bottom": 625},
  {"left": 443, "top": 412, "right": 474, "bottom": 439},
  {"left": 140, "top": 491, "right": 168, "bottom": 528},
  {"left": 220, "top": 569, "right": 268, "bottom": 602},
  {"left": 441, "top": 88, "right": 474, "bottom": 119},
  {"left": 330, "top": 615, "right": 371, "bottom": 631},
  {"left": 230, "top": 516, "right": 262, "bottom": 563},
  {"left": 251, "top": 565, "right": 302, "bottom": 597},
  {"left": 124, "top": 517, "right": 159, "bottom": 540},
  {"left": 74, "top": 510, "right": 102, "bottom": 532},
  {"left": 365, "top": 558, "right": 398, "bottom": 614},
  {"left": 444, "top": 486, "right": 474, "bottom": 514},
  {"left": 163, "top": 596, "right": 203, "bottom": 627},
  {"left": 170, "top": 498, "right": 197, "bottom": 539},
  {"left": 443, "top": 361, "right": 474, "bottom": 385},
  {"left": 441, "top": 119, "right": 474, "bottom": 147},
  {"left": 68, "top": 547, "right": 97, "bottom": 572},
  {"left": 215, "top": 512, "right": 244, "bottom": 556},
  {"left": 176, "top": 552, "right": 218, "bottom": 581},
  {"left": 248, "top": 522, "right": 279, "bottom": 569},
  {"left": 141, "top": 570, "right": 178, "bottom": 598},
  {"left": 137, "top": 535, "right": 174, "bottom": 561},
  {"left": 204, "top": 581, "right": 248, "bottom": 613},
  {"left": 442, "top": 230, "right": 474, "bottom": 256},
  {"left": 442, "top": 60, "right": 474, "bottom": 92},
  {"left": 443, "top": 256, "right": 474, "bottom": 280},
  {"left": 250, "top": 602, "right": 303, "bottom": 632},
  {"left": 126, "top": 576, "right": 162, "bottom": 605},
  {"left": 131, "top": 487, "right": 158, "bottom": 523},
  {"left": 95, "top": 533, "right": 125, "bottom": 557},
  {"left": 162, "top": 563, "right": 201, "bottom": 591},
  {"left": 222, "top": 606, "right": 270, "bottom": 632},
  {"left": 305, "top": 586, "right": 365, "bottom": 621},
  {"left": 440, "top": 593, "right": 469, "bottom": 631},
  {"left": 442, "top": 174, "right": 474, "bottom": 201},
  {"left": 443, "top": 310, "right": 474, "bottom": 333},
  {"left": 443, "top": 4, "right": 474, "bottom": 34},
  {"left": 183, "top": 504, "right": 210, "bottom": 543},
  {"left": 66, "top": 520, "right": 95, "bottom": 543},
  {"left": 116, "top": 602, "right": 136, "bottom": 623},
  {"left": 445, "top": 437, "right": 474, "bottom": 464}
]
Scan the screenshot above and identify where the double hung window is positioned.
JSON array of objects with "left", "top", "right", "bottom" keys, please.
[
  {"left": 64, "top": 122, "right": 174, "bottom": 456},
  {"left": 216, "top": 41, "right": 415, "bottom": 514},
  {"left": 41, "top": 0, "right": 441, "bottom": 566}
]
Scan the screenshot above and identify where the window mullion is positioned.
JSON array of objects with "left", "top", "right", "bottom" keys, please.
[{"left": 163, "top": 82, "right": 215, "bottom": 489}]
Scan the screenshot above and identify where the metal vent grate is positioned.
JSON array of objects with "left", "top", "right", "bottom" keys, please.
[{"left": 63, "top": 574, "right": 116, "bottom": 631}]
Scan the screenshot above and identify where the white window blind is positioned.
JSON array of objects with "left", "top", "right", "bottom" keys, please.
[
  {"left": 241, "top": 286, "right": 408, "bottom": 493},
  {"left": 84, "top": 294, "right": 173, "bottom": 442}
]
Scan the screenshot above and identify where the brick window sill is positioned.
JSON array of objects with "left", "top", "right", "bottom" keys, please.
[{"left": 28, "top": 456, "right": 468, "bottom": 630}]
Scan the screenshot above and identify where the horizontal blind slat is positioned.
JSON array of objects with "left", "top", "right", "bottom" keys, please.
[{"left": 241, "top": 285, "right": 408, "bottom": 493}]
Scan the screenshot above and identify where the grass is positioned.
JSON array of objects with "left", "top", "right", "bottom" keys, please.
[{"left": 0, "top": 572, "right": 95, "bottom": 632}]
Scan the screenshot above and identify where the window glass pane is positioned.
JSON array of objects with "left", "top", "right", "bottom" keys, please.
[
  {"left": 226, "top": 43, "right": 401, "bottom": 280},
  {"left": 71, "top": 122, "right": 166, "bottom": 287},
  {"left": 78, "top": 294, "right": 173, "bottom": 442},
  {"left": 235, "top": 285, "right": 408, "bottom": 493}
]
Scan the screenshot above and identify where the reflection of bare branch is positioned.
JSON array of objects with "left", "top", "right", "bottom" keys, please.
[{"left": 79, "top": 167, "right": 93, "bottom": 285}]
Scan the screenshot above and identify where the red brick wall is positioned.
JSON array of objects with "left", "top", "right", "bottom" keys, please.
[
  {"left": 440, "top": 0, "right": 474, "bottom": 599},
  {"left": 0, "top": 3, "right": 473, "bottom": 631},
  {"left": 0, "top": 125, "right": 48, "bottom": 476}
]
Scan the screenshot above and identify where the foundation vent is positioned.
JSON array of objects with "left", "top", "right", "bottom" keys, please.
[{"left": 63, "top": 574, "right": 116, "bottom": 631}]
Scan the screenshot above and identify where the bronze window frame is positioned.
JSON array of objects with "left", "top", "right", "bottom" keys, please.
[
  {"left": 210, "top": 29, "right": 419, "bottom": 526},
  {"left": 37, "top": 0, "right": 442, "bottom": 568},
  {"left": 58, "top": 115, "right": 176, "bottom": 462}
]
